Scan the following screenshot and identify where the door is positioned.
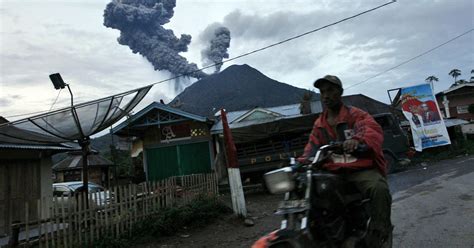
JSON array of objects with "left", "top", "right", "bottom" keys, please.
[
  {"left": 146, "top": 142, "right": 211, "bottom": 180},
  {"left": 146, "top": 145, "right": 180, "bottom": 181},
  {"left": 179, "top": 142, "right": 212, "bottom": 175}
]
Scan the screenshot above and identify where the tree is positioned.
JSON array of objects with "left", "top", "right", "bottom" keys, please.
[
  {"left": 469, "top": 104, "right": 474, "bottom": 115},
  {"left": 470, "top": 69, "right": 474, "bottom": 82},
  {"left": 425, "top": 75, "right": 439, "bottom": 83},
  {"left": 457, "top": 79, "right": 469, "bottom": 84},
  {"left": 449, "top": 69, "right": 461, "bottom": 84}
]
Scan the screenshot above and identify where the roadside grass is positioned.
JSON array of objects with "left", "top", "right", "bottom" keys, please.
[
  {"left": 409, "top": 139, "right": 474, "bottom": 165},
  {"left": 93, "top": 195, "right": 231, "bottom": 248}
]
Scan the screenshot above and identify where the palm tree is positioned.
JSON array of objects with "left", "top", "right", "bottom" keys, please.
[
  {"left": 470, "top": 69, "right": 474, "bottom": 82},
  {"left": 449, "top": 69, "right": 461, "bottom": 84},
  {"left": 425, "top": 75, "right": 438, "bottom": 91},
  {"left": 425, "top": 75, "right": 439, "bottom": 83}
]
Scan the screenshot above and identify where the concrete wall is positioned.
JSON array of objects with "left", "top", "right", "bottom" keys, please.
[{"left": 437, "top": 87, "right": 474, "bottom": 120}]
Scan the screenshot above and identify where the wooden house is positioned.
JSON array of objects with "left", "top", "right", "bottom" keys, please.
[
  {"left": 0, "top": 117, "right": 74, "bottom": 236},
  {"left": 112, "top": 102, "right": 214, "bottom": 181},
  {"left": 52, "top": 151, "right": 113, "bottom": 187}
]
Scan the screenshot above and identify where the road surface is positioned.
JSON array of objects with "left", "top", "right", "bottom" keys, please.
[
  {"left": 391, "top": 155, "right": 474, "bottom": 247},
  {"left": 137, "top": 155, "right": 474, "bottom": 247}
]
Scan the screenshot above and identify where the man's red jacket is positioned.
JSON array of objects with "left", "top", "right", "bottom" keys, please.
[{"left": 298, "top": 105, "right": 387, "bottom": 176}]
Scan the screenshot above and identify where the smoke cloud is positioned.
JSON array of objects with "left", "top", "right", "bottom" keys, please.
[
  {"left": 103, "top": 0, "right": 207, "bottom": 84},
  {"left": 200, "top": 23, "right": 231, "bottom": 73}
]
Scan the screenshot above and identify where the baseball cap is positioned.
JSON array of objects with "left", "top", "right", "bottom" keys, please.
[{"left": 313, "top": 75, "right": 343, "bottom": 89}]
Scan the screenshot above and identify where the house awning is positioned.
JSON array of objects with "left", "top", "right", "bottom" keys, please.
[{"left": 444, "top": 118, "right": 469, "bottom": 128}]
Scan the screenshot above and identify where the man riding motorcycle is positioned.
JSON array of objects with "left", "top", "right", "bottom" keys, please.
[{"left": 297, "top": 75, "right": 392, "bottom": 247}]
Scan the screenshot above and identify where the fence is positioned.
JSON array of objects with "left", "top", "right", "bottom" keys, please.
[{"left": 7, "top": 173, "right": 219, "bottom": 247}]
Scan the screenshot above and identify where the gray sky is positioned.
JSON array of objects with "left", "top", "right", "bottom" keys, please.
[{"left": 1, "top": 0, "right": 473, "bottom": 122}]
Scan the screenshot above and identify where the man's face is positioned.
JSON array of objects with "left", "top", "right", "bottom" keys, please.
[{"left": 318, "top": 81, "right": 342, "bottom": 109}]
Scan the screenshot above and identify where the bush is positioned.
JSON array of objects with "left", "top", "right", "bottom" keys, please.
[{"left": 468, "top": 104, "right": 474, "bottom": 114}]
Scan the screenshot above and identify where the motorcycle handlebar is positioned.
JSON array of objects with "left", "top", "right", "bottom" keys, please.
[{"left": 324, "top": 141, "right": 368, "bottom": 154}]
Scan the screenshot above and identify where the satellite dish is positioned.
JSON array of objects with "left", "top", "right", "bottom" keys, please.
[
  {"left": 0, "top": 85, "right": 152, "bottom": 200},
  {"left": 1, "top": 86, "right": 151, "bottom": 142}
]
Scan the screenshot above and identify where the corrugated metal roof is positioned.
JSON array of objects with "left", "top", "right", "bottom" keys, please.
[
  {"left": 437, "top": 83, "right": 474, "bottom": 95},
  {"left": 211, "top": 95, "right": 397, "bottom": 134},
  {"left": 112, "top": 101, "right": 209, "bottom": 135},
  {"left": 211, "top": 103, "right": 318, "bottom": 133},
  {"left": 342, "top": 94, "right": 394, "bottom": 115},
  {"left": 0, "top": 116, "right": 78, "bottom": 151},
  {"left": 53, "top": 153, "right": 113, "bottom": 171},
  {"left": 0, "top": 144, "right": 75, "bottom": 150}
]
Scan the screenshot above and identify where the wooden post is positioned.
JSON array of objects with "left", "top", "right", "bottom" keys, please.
[
  {"left": 25, "top": 202, "right": 30, "bottom": 245},
  {"left": 60, "top": 196, "right": 68, "bottom": 248},
  {"left": 220, "top": 109, "right": 247, "bottom": 217},
  {"left": 38, "top": 199, "right": 43, "bottom": 248},
  {"left": 8, "top": 223, "right": 20, "bottom": 247},
  {"left": 227, "top": 168, "right": 247, "bottom": 217}
]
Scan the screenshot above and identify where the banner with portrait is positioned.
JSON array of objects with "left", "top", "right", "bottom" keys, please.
[{"left": 400, "top": 83, "right": 450, "bottom": 151}]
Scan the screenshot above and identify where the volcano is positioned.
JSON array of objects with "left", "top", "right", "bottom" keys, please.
[{"left": 170, "top": 64, "right": 319, "bottom": 116}]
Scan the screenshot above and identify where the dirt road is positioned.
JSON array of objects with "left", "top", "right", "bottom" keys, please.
[{"left": 135, "top": 191, "right": 281, "bottom": 248}]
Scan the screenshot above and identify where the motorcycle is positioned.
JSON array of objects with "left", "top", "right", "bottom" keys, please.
[{"left": 252, "top": 143, "right": 391, "bottom": 248}]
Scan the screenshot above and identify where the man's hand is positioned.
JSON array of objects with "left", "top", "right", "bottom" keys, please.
[{"left": 343, "top": 139, "right": 360, "bottom": 153}]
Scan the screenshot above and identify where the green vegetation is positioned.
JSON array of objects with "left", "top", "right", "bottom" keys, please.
[
  {"left": 92, "top": 196, "right": 231, "bottom": 248},
  {"left": 449, "top": 69, "right": 461, "bottom": 83},
  {"left": 468, "top": 104, "right": 474, "bottom": 115},
  {"left": 102, "top": 147, "right": 135, "bottom": 177}
]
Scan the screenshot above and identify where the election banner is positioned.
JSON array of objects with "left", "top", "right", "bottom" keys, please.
[{"left": 400, "top": 83, "right": 450, "bottom": 151}]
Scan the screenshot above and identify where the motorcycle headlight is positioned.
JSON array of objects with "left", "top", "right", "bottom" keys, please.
[{"left": 264, "top": 167, "right": 295, "bottom": 194}]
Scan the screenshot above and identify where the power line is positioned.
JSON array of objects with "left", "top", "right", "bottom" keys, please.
[
  {"left": 4, "top": 0, "right": 396, "bottom": 119},
  {"left": 345, "top": 28, "right": 474, "bottom": 90},
  {"left": 148, "top": 0, "right": 397, "bottom": 87}
]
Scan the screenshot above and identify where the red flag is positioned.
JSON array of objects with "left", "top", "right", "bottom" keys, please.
[{"left": 221, "top": 109, "right": 238, "bottom": 168}]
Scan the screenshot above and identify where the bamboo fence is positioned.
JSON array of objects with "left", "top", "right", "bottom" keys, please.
[{"left": 7, "top": 173, "right": 219, "bottom": 248}]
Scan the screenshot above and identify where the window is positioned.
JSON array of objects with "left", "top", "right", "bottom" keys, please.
[
  {"left": 236, "top": 110, "right": 281, "bottom": 122},
  {"left": 457, "top": 105, "right": 468, "bottom": 114},
  {"left": 53, "top": 186, "right": 71, "bottom": 197}
]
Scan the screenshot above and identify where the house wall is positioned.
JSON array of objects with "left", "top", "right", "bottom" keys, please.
[
  {"left": 142, "top": 121, "right": 211, "bottom": 147},
  {"left": 436, "top": 87, "right": 474, "bottom": 120},
  {"left": 0, "top": 149, "right": 53, "bottom": 235},
  {"left": 55, "top": 168, "right": 108, "bottom": 186},
  {"left": 141, "top": 121, "right": 214, "bottom": 180}
]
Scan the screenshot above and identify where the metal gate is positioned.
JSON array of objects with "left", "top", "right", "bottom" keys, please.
[{"left": 145, "top": 141, "right": 212, "bottom": 180}]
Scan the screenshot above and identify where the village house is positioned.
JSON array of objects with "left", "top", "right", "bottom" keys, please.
[
  {"left": 211, "top": 94, "right": 406, "bottom": 182},
  {"left": 0, "top": 117, "right": 74, "bottom": 237},
  {"left": 52, "top": 151, "right": 113, "bottom": 187},
  {"left": 112, "top": 102, "right": 214, "bottom": 181},
  {"left": 435, "top": 82, "right": 474, "bottom": 121}
]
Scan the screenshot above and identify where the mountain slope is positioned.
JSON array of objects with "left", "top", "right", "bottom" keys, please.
[{"left": 170, "top": 64, "right": 319, "bottom": 116}]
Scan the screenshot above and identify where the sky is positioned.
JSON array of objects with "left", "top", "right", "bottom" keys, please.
[{"left": 1, "top": 0, "right": 473, "bottom": 124}]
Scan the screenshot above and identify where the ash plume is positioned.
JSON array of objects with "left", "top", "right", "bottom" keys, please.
[
  {"left": 200, "top": 24, "right": 231, "bottom": 73},
  {"left": 103, "top": 0, "right": 207, "bottom": 86}
]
